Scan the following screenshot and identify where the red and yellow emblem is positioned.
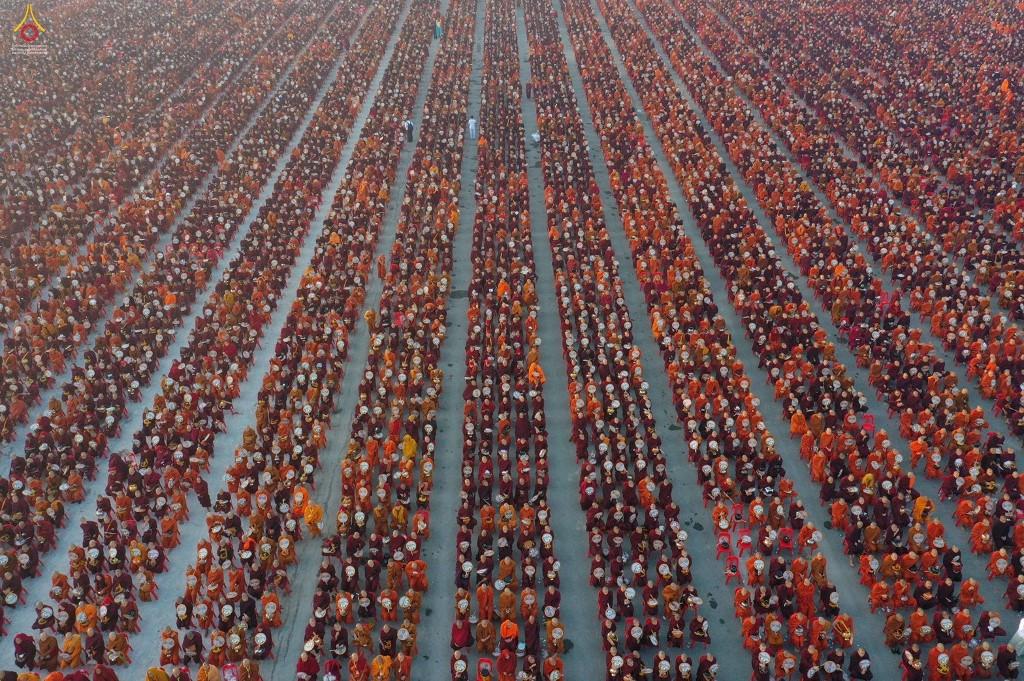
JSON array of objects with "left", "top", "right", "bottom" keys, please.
[{"left": 13, "top": 4, "right": 45, "bottom": 43}]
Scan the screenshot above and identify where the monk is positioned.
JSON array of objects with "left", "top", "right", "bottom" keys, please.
[
  {"left": 476, "top": 618, "right": 496, "bottom": 654},
  {"left": 60, "top": 633, "right": 83, "bottom": 669},
  {"left": 370, "top": 654, "right": 392, "bottom": 681},
  {"left": 348, "top": 651, "right": 370, "bottom": 681},
  {"left": 304, "top": 501, "right": 324, "bottom": 536}
]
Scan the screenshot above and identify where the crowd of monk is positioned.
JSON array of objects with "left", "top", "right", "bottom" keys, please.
[
  {"left": 555, "top": 0, "right": 872, "bottom": 677},
  {"left": 159, "top": 1, "right": 417, "bottom": 679},
  {"left": 693, "top": 0, "right": 1024, "bottom": 443},
  {"left": 1, "top": 0, "right": 252, "bottom": 259},
  {"left": 2, "top": 0, "right": 1022, "bottom": 680},
  {"left": 679, "top": 0, "right": 1024, "bottom": 605},
  {"left": 0, "top": 0, "right": 364, "bottom": 629},
  {"left": 529, "top": 0, "right": 730, "bottom": 677},
  {"left": 597, "top": 0, "right": 1022, "bottom": 678},
  {"left": 290, "top": 1, "right": 467, "bottom": 680},
  {"left": 7, "top": 0, "right": 383, "bottom": 678},
  {"left": 0, "top": 0, "right": 275, "bottom": 251},
  {"left": 447, "top": 3, "right": 566, "bottom": 681},
  {"left": 0, "top": 0, "right": 339, "bottom": 441},
  {"left": 669, "top": 0, "right": 1024, "bottom": 615}
]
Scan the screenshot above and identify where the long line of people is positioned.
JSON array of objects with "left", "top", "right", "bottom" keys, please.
[
  {"left": 712, "top": 0, "right": 1022, "bottom": 239},
  {"left": 698, "top": 0, "right": 1024, "bottom": 440},
  {"left": 446, "top": 3, "right": 565, "bottom": 680},
  {"left": 685, "top": 0, "right": 1024, "bottom": 442},
  {"left": 557, "top": 0, "right": 880, "bottom": 678},
  {"left": 0, "top": 0, "right": 358, "bottom": 628},
  {"left": 648, "top": 0, "right": 1024, "bottom": 595},
  {"left": 691, "top": 0, "right": 1024, "bottom": 332},
  {"left": 0, "top": 0, "right": 301, "bottom": 332},
  {"left": 0, "top": 0, "right": 338, "bottom": 443},
  {"left": 7, "top": 1, "right": 384, "bottom": 677},
  {"left": 1, "top": 0, "right": 238, "bottom": 250},
  {"left": 525, "top": 1, "right": 722, "bottom": 678},
  {"left": 162, "top": 0, "right": 413, "bottom": 677},
  {"left": 286, "top": 2, "right": 474, "bottom": 680},
  {"left": 596, "top": 0, "right": 1020, "bottom": 678}
]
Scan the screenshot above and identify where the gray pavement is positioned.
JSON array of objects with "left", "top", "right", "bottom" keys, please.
[
  {"left": 516, "top": 6, "right": 607, "bottom": 679},
  {"left": 415, "top": 0, "right": 483, "bottom": 674}
]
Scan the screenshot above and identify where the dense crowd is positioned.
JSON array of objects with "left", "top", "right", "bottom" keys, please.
[
  {"left": 1, "top": 0, "right": 1020, "bottom": 679},
  {"left": 0, "top": 0, "right": 345, "bottom": 443},
  {"left": 7, "top": 0, "right": 381, "bottom": 678},
  {"left": 163, "top": 0, "right": 413, "bottom": 677},
  {"left": 2, "top": 0, "right": 239, "bottom": 250},
  {"left": 700, "top": 0, "right": 1024, "bottom": 440},
  {"left": 445, "top": 2, "right": 566, "bottom": 680},
  {"left": 602, "top": 0, "right": 1022, "bottom": 677},
  {"left": 288, "top": 1, "right": 469, "bottom": 679},
  {"left": 0, "top": 0, "right": 363, "bottom": 624},
  {"left": 659, "top": 0, "right": 1024, "bottom": 601}
]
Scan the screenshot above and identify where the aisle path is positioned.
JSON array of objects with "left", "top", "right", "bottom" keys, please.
[
  {"left": 635, "top": 0, "right": 1019, "bottom": 630},
  {"left": 549, "top": 0, "right": 747, "bottom": 675},
  {"left": 0, "top": 4, "right": 370, "bottom": 663},
  {"left": 414, "top": 0, "right": 484, "bottom": 674},
  {"left": 260, "top": 0, "right": 457, "bottom": 673},
  {"left": 515, "top": 6, "right": 606, "bottom": 676},
  {"left": 86, "top": 6, "right": 406, "bottom": 673}
]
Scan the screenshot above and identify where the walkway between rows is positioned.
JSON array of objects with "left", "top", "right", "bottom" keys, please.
[
  {"left": 515, "top": 6, "right": 606, "bottom": 677},
  {"left": 412, "top": 0, "right": 485, "bottom": 675}
]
